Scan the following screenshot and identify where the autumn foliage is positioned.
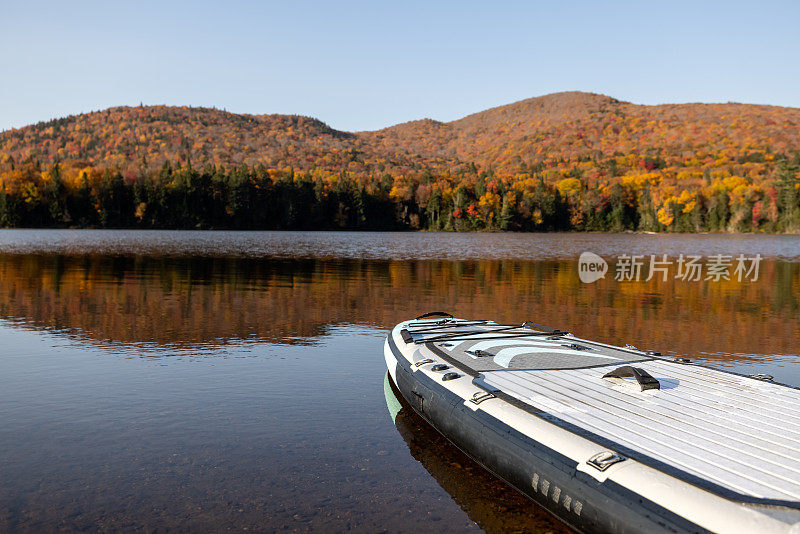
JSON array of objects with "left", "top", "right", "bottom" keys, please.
[{"left": 1, "top": 92, "right": 800, "bottom": 231}]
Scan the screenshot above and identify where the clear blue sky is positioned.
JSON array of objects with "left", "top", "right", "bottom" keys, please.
[{"left": 1, "top": 0, "right": 798, "bottom": 133}]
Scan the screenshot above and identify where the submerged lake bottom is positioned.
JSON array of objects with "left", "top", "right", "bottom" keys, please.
[{"left": 0, "top": 230, "right": 798, "bottom": 532}]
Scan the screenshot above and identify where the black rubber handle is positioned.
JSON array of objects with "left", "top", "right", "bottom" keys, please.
[
  {"left": 522, "top": 321, "right": 559, "bottom": 333},
  {"left": 400, "top": 329, "right": 414, "bottom": 344},
  {"left": 602, "top": 366, "right": 660, "bottom": 391},
  {"left": 415, "top": 312, "right": 453, "bottom": 320}
]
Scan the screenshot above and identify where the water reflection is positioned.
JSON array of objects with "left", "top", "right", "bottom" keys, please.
[
  {"left": 0, "top": 232, "right": 799, "bottom": 532},
  {"left": 0, "top": 253, "right": 798, "bottom": 371}
]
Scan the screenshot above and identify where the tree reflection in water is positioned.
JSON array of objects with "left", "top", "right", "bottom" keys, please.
[{"left": 0, "top": 254, "right": 797, "bottom": 370}]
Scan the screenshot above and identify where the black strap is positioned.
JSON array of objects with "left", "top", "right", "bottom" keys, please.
[
  {"left": 419, "top": 325, "right": 522, "bottom": 343},
  {"left": 402, "top": 320, "right": 489, "bottom": 334},
  {"left": 415, "top": 311, "right": 453, "bottom": 320},
  {"left": 417, "top": 329, "right": 565, "bottom": 344},
  {"left": 602, "top": 366, "right": 660, "bottom": 391}
]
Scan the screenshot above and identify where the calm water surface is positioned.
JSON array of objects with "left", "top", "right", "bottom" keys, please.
[{"left": 0, "top": 230, "right": 799, "bottom": 533}]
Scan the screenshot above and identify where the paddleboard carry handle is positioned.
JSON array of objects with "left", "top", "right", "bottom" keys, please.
[
  {"left": 400, "top": 329, "right": 414, "bottom": 343},
  {"left": 521, "top": 321, "right": 560, "bottom": 334},
  {"left": 415, "top": 311, "right": 453, "bottom": 319},
  {"left": 602, "top": 366, "right": 660, "bottom": 391}
]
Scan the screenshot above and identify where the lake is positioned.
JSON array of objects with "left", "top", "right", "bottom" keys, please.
[{"left": 0, "top": 230, "right": 798, "bottom": 533}]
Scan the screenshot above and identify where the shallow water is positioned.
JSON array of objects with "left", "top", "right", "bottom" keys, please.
[{"left": 0, "top": 230, "right": 798, "bottom": 532}]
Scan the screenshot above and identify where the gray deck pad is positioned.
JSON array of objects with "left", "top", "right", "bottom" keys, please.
[
  {"left": 441, "top": 338, "right": 649, "bottom": 371},
  {"left": 405, "top": 321, "right": 649, "bottom": 371}
]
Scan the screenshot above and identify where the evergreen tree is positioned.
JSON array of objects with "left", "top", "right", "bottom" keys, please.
[{"left": 775, "top": 160, "right": 800, "bottom": 231}]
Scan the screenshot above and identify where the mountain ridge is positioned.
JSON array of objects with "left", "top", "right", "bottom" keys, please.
[
  {"left": 4, "top": 90, "right": 799, "bottom": 177},
  {"left": 0, "top": 91, "right": 799, "bottom": 233},
  {"left": 2, "top": 91, "right": 800, "bottom": 207}
]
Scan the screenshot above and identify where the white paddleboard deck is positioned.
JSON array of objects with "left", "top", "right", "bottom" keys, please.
[{"left": 385, "top": 315, "right": 800, "bottom": 534}]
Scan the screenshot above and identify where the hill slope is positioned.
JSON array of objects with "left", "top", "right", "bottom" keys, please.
[
  {"left": 3, "top": 92, "right": 800, "bottom": 177},
  {"left": 0, "top": 105, "right": 358, "bottom": 171},
  {"left": 1, "top": 92, "right": 799, "bottom": 233}
]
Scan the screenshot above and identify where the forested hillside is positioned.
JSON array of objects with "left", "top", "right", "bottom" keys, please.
[{"left": 1, "top": 92, "right": 799, "bottom": 232}]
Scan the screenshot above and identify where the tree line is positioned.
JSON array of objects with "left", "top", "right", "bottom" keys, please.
[{"left": 0, "top": 156, "right": 799, "bottom": 232}]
